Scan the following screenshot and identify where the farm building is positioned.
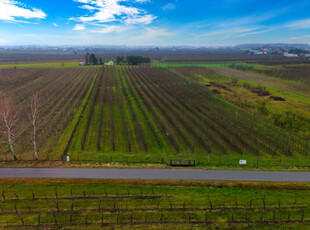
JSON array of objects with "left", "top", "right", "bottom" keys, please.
[
  {"left": 79, "top": 62, "right": 86, "bottom": 66},
  {"left": 104, "top": 59, "right": 115, "bottom": 66}
]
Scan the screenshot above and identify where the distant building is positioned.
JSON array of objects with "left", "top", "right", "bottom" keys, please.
[
  {"left": 79, "top": 62, "right": 86, "bottom": 66},
  {"left": 283, "top": 52, "right": 298, "bottom": 57},
  {"left": 253, "top": 51, "right": 263, "bottom": 55},
  {"left": 104, "top": 59, "right": 115, "bottom": 66}
]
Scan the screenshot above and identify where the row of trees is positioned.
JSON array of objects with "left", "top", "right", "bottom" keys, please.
[
  {"left": 85, "top": 54, "right": 151, "bottom": 66},
  {"left": 0, "top": 93, "right": 41, "bottom": 160},
  {"left": 116, "top": 56, "right": 151, "bottom": 65},
  {"left": 85, "top": 53, "right": 103, "bottom": 65}
]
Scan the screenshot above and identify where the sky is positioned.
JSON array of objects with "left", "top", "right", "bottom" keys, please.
[{"left": 1, "top": 0, "right": 310, "bottom": 46}]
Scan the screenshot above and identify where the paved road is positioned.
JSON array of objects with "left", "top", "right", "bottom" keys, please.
[{"left": 1, "top": 168, "right": 310, "bottom": 182}]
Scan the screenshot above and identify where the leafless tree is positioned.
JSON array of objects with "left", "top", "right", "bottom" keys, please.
[
  {"left": 0, "top": 95, "right": 21, "bottom": 160},
  {"left": 28, "top": 92, "right": 41, "bottom": 160}
]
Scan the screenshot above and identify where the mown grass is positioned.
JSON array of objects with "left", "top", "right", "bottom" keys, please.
[{"left": 0, "top": 179, "right": 310, "bottom": 229}]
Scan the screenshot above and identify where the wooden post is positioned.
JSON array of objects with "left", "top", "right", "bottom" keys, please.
[
  {"left": 263, "top": 195, "right": 266, "bottom": 210},
  {"left": 53, "top": 212, "right": 57, "bottom": 226}
]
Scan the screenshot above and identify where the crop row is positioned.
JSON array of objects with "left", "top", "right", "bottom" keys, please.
[
  {"left": 0, "top": 68, "right": 97, "bottom": 160},
  {"left": 66, "top": 66, "right": 309, "bottom": 162}
]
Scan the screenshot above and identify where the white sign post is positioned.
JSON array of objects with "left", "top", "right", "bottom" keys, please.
[
  {"left": 66, "top": 156, "right": 70, "bottom": 162},
  {"left": 239, "top": 160, "right": 247, "bottom": 165}
]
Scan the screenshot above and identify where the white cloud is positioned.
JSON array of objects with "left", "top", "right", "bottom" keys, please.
[
  {"left": 0, "top": 0, "right": 46, "bottom": 22},
  {"left": 289, "top": 34, "right": 310, "bottom": 40},
  {"left": 163, "top": 3, "right": 176, "bottom": 10},
  {"left": 79, "top": 5, "right": 97, "bottom": 11},
  {"left": 125, "top": 14, "right": 156, "bottom": 25},
  {"left": 236, "top": 28, "right": 272, "bottom": 37},
  {"left": 90, "top": 25, "right": 126, "bottom": 33},
  {"left": 73, "top": 24, "right": 86, "bottom": 30},
  {"left": 285, "top": 18, "right": 310, "bottom": 29},
  {"left": 134, "top": 0, "right": 150, "bottom": 2},
  {"left": 0, "top": 38, "right": 8, "bottom": 44},
  {"left": 52, "top": 23, "right": 58, "bottom": 27},
  {"left": 131, "top": 28, "right": 174, "bottom": 42},
  {"left": 71, "top": 0, "right": 156, "bottom": 27}
]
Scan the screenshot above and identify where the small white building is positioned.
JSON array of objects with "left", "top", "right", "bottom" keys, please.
[
  {"left": 283, "top": 52, "right": 298, "bottom": 57},
  {"left": 79, "top": 62, "right": 86, "bottom": 66},
  {"left": 253, "top": 51, "right": 263, "bottom": 55}
]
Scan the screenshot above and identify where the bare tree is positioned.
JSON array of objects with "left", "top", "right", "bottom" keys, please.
[
  {"left": 0, "top": 95, "right": 21, "bottom": 160},
  {"left": 28, "top": 92, "right": 41, "bottom": 160}
]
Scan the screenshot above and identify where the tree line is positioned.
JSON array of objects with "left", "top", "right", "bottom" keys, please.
[
  {"left": 0, "top": 93, "right": 41, "bottom": 160},
  {"left": 116, "top": 56, "right": 151, "bottom": 65},
  {"left": 85, "top": 53, "right": 103, "bottom": 65},
  {"left": 85, "top": 53, "right": 151, "bottom": 66}
]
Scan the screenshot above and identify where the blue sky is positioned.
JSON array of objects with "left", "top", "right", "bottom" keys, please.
[{"left": 1, "top": 0, "right": 310, "bottom": 46}]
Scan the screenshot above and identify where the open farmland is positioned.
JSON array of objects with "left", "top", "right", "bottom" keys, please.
[
  {"left": 1, "top": 179, "right": 310, "bottom": 229},
  {"left": 0, "top": 65, "right": 309, "bottom": 167},
  {"left": 0, "top": 68, "right": 98, "bottom": 160},
  {"left": 63, "top": 66, "right": 309, "bottom": 165}
]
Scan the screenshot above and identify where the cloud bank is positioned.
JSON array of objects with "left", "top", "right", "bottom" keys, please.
[
  {"left": 0, "top": 0, "right": 46, "bottom": 22},
  {"left": 71, "top": 0, "right": 156, "bottom": 31}
]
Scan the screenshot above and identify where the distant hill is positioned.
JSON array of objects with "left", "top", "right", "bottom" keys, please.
[{"left": 235, "top": 43, "right": 310, "bottom": 49}]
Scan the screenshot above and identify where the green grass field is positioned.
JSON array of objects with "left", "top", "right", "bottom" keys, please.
[
  {"left": 0, "top": 61, "right": 105, "bottom": 69},
  {"left": 151, "top": 61, "right": 264, "bottom": 68},
  {"left": 1, "top": 179, "right": 310, "bottom": 229}
]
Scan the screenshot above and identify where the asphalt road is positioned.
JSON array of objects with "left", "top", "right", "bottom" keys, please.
[{"left": 1, "top": 168, "right": 310, "bottom": 182}]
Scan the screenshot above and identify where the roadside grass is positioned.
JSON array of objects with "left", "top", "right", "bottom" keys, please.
[{"left": 0, "top": 179, "right": 310, "bottom": 228}]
